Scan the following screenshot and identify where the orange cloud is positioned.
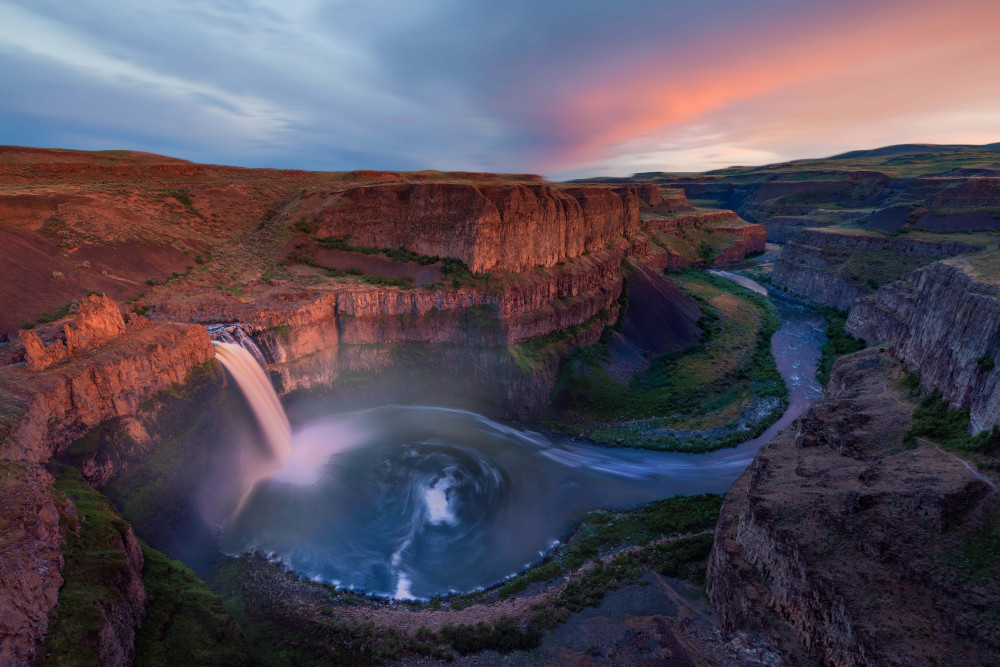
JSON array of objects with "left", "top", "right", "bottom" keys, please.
[{"left": 536, "top": 0, "right": 1000, "bottom": 172}]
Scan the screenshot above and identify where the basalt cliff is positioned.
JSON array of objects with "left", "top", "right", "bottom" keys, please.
[
  {"left": 0, "top": 147, "right": 765, "bottom": 664},
  {"left": 846, "top": 261, "right": 1000, "bottom": 433},
  {"left": 707, "top": 348, "right": 999, "bottom": 666},
  {"left": 770, "top": 228, "right": 976, "bottom": 309},
  {"left": 605, "top": 143, "right": 1000, "bottom": 242}
]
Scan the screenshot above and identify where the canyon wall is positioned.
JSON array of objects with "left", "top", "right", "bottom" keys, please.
[
  {"left": 846, "top": 262, "right": 1000, "bottom": 432},
  {"left": 1, "top": 319, "right": 214, "bottom": 462},
  {"left": 771, "top": 228, "right": 974, "bottom": 309},
  {"left": 299, "top": 183, "right": 640, "bottom": 273},
  {"left": 0, "top": 462, "right": 64, "bottom": 666},
  {"left": 707, "top": 349, "right": 998, "bottom": 666}
]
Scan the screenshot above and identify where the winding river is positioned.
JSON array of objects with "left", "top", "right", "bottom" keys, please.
[{"left": 220, "top": 280, "right": 826, "bottom": 600}]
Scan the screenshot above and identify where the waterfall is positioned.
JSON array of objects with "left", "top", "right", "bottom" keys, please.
[
  {"left": 206, "top": 324, "right": 268, "bottom": 368},
  {"left": 213, "top": 341, "right": 292, "bottom": 462}
]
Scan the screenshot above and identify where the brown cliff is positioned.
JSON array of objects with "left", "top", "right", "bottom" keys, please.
[
  {"left": 21, "top": 294, "right": 127, "bottom": 370},
  {"left": 771, "top": 228, "right": 975, "bottom": 309},
  {"left": 846, "top": 261, "right": 1000, "bottom": 432},
  {"left": 299, "top": 183, "right": 640, "bottom": 273},
  {"left": 707, "top": 349, "right": 998, "bottom": 666},
  {"left": 0, "top": 462, "right": 65, "bottom": 666},
  {"left": 1, "top": 320, "right": 214, "bottom": 462}
]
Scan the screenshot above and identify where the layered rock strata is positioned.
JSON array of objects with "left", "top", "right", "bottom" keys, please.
[
  {"left": 771, "top": 228, "right": 974, "bottom": 309},
  {"left": 846, "top": 261, "right": 1000, "bottom": 432},
  {"left": 1, "top": 319, "right": 214, "bottom": 462},
  {"left": 298, "top": 183, "right": 641, "bottom": 273},
  {"left": 707, "top": 349, "right": 998, "bottom": 666},
  {"left": 20, "top": 294, "right": 127, "bottom": 370}
]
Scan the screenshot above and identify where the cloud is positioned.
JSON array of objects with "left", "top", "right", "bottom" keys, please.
[{"left": 0, "top": 0, "right": 998, "bottom": 176}]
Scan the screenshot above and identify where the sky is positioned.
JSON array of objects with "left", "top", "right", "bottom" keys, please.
[{"left": 1, "top": 0, "right": 999, "bottom": 179}]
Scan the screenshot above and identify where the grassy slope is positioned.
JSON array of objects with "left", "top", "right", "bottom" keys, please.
[
  {"left": 546, "top": 270, "right": 785, "bottom": 450},
  {"left": 134, "top": 542, "right": 253, "bottom": 667},
  {"left": 43, "top": 466, "right": 252, "bottom": 666},
  {"left": 703, "top": 143, "right": 1000, "bottom": 179},
  {"left": 43, "top": 466, "right": 140, "bottom": 666}
]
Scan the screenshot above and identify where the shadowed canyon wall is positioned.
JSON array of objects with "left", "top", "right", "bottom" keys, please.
[
  {"left": 707, "top": 349, "right": 998, "bottom": 666},
  {"left": 846, "top": 262, "right": 1000, "bottom": 433}
]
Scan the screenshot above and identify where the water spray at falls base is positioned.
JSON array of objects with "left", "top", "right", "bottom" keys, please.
[{"left": 206, "top": 292, "right": 826, "bottom": 600}]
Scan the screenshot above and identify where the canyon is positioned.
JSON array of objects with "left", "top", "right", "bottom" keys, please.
[
  {"left": 1, "top": 143, "right": 997, "bottom": 667},
  {"left": 0, "top": 147, "right": 768, "bottom": 665}
]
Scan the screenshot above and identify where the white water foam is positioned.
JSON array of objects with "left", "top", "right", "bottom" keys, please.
[{"left": 424, "top": 474, "right": 459, "bottom": 526}]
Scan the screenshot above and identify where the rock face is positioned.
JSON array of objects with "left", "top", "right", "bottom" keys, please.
[
  {"left": 300, "top": 183, "right": 640, "bottom": 273},
  {"left": 1, "top": 319, "right": 214, "bottom": 462},
  {"left": 846, "top": 261, "right": 1000, "bottom": 432},
  {"left": 0, "top": 462, "right": 65, "bottom": 666},
  {"left": 771, "top": 228, "right": 974, "bottom": 309},
  {"left": 54, "top": 476, "right": 147, "bottom": 667},
  {"left": 707, "top": 349, "right": 998, "bottom": 666},
  {"left": 20, "top": 294, "right": 127, "bottom": 370}
]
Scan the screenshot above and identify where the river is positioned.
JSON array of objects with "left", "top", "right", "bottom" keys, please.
[{"left": 220, "top": 278, "right": 826, "bottom": 600}]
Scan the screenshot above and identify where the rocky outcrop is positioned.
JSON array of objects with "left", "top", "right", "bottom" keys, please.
[
  {"left": 708, "top": 349, "right": 998, "bottom": 666},
  {"left": 0, "top": 320, "right": 214, "bottom": 461},
  {"left": 771, "top": 228, "right": 975, "bottom": 309},
  {"left": 846, "top": 262, "right": 1000, "bottom": 432},
  {"left": 0, "top": 462, "right": 65, "bottom": 666},
  {"left": 299, "top": 183, "right": 640, "bottom": 273},
  {"left": 49, "top": 469, "right": 147, "bottom": 667},
  {"left": 20, "top": 294, "right": 127, "bottom": 370}
]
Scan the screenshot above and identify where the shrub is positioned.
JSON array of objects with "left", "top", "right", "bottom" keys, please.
[
  {"left": 817, "top": 308, "right": 866, "bottom": 385},
  {"left": 976, "top": 355, "right": 995, "bottom": 371},
  {"left": 293, "top": 217, "right": 312, "bottom": 234}
]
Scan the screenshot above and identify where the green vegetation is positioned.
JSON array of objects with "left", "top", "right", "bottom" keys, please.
[
  {"left": 903, "top": 389, "right": 1000, "bottom": 456},
  {"left": 311, "top": 236, "right": 497, "bottom": 289},
  {"left": 697, "top": 240, "right": 717, "bottom": 263},
  {"left": 167, "top": 189, "right": 205, "bottom": 220},
  {"left": 548, "top": 271, "right": 785, "bottom": 450},
  {"left": 959, "top": 249, "right": 1000, "bottom": 284},
  {"left": 838, "top": 250, "right": 937, "bottom": 291},
  {"left": 648, "top": 223, "right": 740, "bottom": 265},
  {"left": 43, "top": 466, "right": 144, "bottom": 665},
  {"left": 508, "top": 306, "right": 612, "bottom": 373},
  {"left": 21, "top": 320, "right": 36, "bottom": 330},
  {"left": 816, "top": 308, "right": 866, "bottom": 385},
  {"left": 899, "top": 368, "right": 922, "bottom": 398},
  {"left": 293, "top": 217, "right": 312, "bottom": 234},
  {"left": 37, "top": 302, "right": 74, "bottom": 324},
  {"left": 134, "top": 543, "right": 253, "bottom": 666},
  {"left": 437, "top": 617, "right": 539, "bottom": 654},
  {"left": 220, "top": 285, "right": 246, "bottom": 297},
  {"left": 975, "top": 355, "right": 996, "bottom": 371},
  {"left": 495, "top": 494, "right": 722, "bottom": 598},
  {"left": 212, "top": 493, "right": 721, "bottom": 664}
]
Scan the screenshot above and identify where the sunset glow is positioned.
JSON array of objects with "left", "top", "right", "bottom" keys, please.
[{"left": 2, "top": 0, "right": 998, "bottom": 175}]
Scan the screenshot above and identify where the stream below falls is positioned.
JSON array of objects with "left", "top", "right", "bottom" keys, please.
[{"left": 218, "top": 287, "right": 827, "bottom": 600}]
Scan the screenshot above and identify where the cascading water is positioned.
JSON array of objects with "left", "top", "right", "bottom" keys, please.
[
  {"left": 213, "top": 341, "right": 292, "bottom": 462},
  {"left": 203, "top": 277, "right": 827, "bottom": 600},
  {"left": 207, "top": 324, "right": 269, "bottom": 369}
]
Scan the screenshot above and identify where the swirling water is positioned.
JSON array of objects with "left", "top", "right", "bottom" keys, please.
[{"left": 219, "top": 289, "right": 826, "bottom": 600}]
